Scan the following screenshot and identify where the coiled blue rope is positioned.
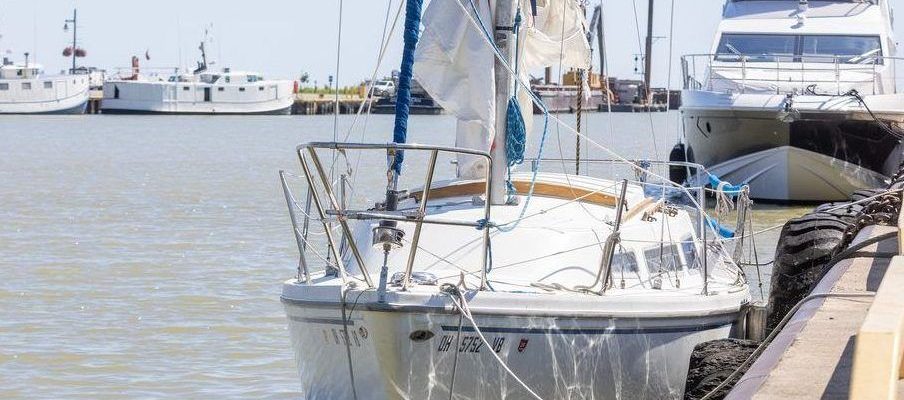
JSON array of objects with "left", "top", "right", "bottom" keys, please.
[{"left": 390, "top": 0, "right": 425, "bottom": 175}]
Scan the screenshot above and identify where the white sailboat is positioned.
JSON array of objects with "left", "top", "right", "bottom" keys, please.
[
  {"left": 0, "top": 55, "right": 89, "bottom": 114},
  {"left": 101, "top": 40, "right": 295, "bottom": 115},
  {"left": 280, "top": 1, "right": 751, "bottom": 399}
]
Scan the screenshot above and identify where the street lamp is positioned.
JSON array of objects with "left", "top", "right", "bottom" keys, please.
[{"left": 63, "top": 9, "right": 77, "bottom": 73}]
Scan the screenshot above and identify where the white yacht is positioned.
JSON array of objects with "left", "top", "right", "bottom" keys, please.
[
  {"left": 0, "top": 56, "right": 89, "bottom": 114},
  {"left": 280, "top": 1, "right": 751, "bottom": 398},
  {"left": 101, "top": 44, "right": 295, "bottom": 115},
  {"left": 677, "top": 0, "right": 904, "bottom": 201}
]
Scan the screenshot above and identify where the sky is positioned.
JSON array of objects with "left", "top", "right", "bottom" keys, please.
[{"left": 0, "top": 0, "right": 900, "bottom": 89}]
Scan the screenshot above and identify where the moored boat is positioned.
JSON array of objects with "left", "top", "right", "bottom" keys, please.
[
  {"left": 677, "top": 0, "right": 904, "bottom": 202},
  {"left": 280, "top": 1, "right": 752, "bottom": 398},
  {"left": 101, "top": 39, "right": 294, "bottom": 115},
  {"left": 0, "top": 55, "right": 88, "bottom": 114}
]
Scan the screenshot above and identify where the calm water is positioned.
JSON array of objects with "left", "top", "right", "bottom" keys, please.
[{"left": 0, "top": 112, "right": 809, "bottom": 398}]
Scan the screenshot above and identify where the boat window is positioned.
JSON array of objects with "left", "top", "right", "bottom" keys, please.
[
  {"left": 218, "top": 87, "right": 224, "bottom": 92},
  {"left": 801, "top": 35, "right": 882, "bottom": 64},
  {"left": 259, "top": 86, "right": 264, "bottom": 91},
  {"left": 44, "top": 81, "right": 53, "bottom": 89},
  {"left": 239, "top": 87, "right": 245, "bottom": 92},
  {"left": 22, "top": 82, "right": 31, "bottom": 90},
  {"left": 716, "top": 34, "right": 796, "bottom": 62},
  {"left": 644, "top": 245, "right": 682, "bottom": 273},
  {"left": 611, "top": 251, "right": 639, "bottom": 275},
  {"left": 0, "top": 83, "right": 7, "bottom": 90},
  {"left": 680, "top": 238, "right": 699, "bottom": 271},
  {"left": 183, "top": 86, "right": 190, "bottom": 91},
  {"left": 225, "top": 76, "right": 231, "bottom": 83},
  {"left": 716, "top": 33, "right": 883, "bottom": 64}
]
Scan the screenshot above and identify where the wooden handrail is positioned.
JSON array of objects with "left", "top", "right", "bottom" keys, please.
[{"left": 410, "top": 179, "right": 619, "bottom": 208}]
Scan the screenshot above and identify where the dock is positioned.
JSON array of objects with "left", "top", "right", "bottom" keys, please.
[
  {"left": 293, "top": 93, "right": 365, "bottom": 115},
  {"left": 725, "top": 197, "right": 904, "bottom": 399},
  {"left": 87, "top": 90, "right": 102, "bottom": 114}
]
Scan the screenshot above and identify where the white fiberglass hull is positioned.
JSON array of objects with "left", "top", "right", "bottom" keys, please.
[
  {"left": 101, "top": 80, "right": 295, "bottom": 115},
  {"left": 682, "top": 91, "right": 904, "bottom": 201},
  {"left": 100, "top": 98, "right": 293, "bottom": 115},
  {"left": 705, "top": 146, "right": 887, "bottom": 202},
  {"left": 283, "top": 284, "right": 746, "bottom": 400},
  {"left": 0, "top": 85, "right": 88, "bottom": 114}
]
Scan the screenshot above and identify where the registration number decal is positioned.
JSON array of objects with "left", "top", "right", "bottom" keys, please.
[{"left": 436, "top": 335, "right": 505, "bottom": 353}]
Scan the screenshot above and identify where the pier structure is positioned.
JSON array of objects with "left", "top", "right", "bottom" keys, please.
[
  {"left": 87, "top": 89, "right": 102, "bottom": 114},
  {"left": 293, "top": 93, "right": 365, "bottom": 115},
  {"left": 727, "top": 194, "right": 904, "bottom": 399}
]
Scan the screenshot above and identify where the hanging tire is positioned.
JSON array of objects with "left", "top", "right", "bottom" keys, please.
[
  {"left": 850, "top": 188, "right": 886, "bottom": 202},
  {"left": 684, "top": 339, "right": 759, "bottom": 400},
  {"left": 765, "top": 211, "right": 849, "bottom": 332},
  {"left": 813, "top": 202, "right": 864, "bottom": 224}
]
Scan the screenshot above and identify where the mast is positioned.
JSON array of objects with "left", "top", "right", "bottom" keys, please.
[
  {"left": 492, "top": 0, "right": 519, "bottom": 205},
  {"left": 643, "top": 0, "right": 654, "bottom": 105}
]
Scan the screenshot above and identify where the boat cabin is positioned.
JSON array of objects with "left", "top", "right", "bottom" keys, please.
[
  {"left": 0, "top": 63, "right": 42, "bottom": 80},
  {"left": 683, "top": 0, "right": 898, "bottom": 94}
]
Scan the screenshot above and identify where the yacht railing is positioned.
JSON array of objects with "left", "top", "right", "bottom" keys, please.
[
  {"left": 108, "top": 67, "right": 182, "bottom": 80},
  {"left": 681, "top": 53, "right": 903, "bottom": 96},
  {"left": 282, "top": 144, "right": 748, "bottom": 294}
]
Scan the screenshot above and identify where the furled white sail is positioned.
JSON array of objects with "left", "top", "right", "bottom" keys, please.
[{"left": 414, "top": 0, "right": 590, "bottom": 179}]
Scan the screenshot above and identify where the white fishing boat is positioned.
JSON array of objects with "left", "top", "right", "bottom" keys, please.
[
  {"left": 677, "top": 0, "right": 904, "bottom": 201},
  {"left": 101, "top": 41, "right": 294, "bottom": 115},
  {"left": 0, "top": 55, "right": 89, "bottom": 114},
  {"left": 280, "top": 1, "right": 751, "bottom": 399}
]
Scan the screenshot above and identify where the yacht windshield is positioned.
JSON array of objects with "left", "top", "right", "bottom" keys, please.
[
  {"left": 801, "top": 35, "right": 882, "bottom": 63},
  {"left": 716, "top": 34, "right": 883, "bottom": 64},
  {"left": 716, "top": 34, "right": 796, "bottom": 62}
]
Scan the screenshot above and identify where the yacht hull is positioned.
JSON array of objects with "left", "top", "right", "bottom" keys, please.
[
  {"left": 101, "top": 80, "right": 295, "bottom": 115},
  {"left": 283, "top": 297, "right": 740, "bottom": 400},
  {"left": 99, "top": 104, "right": 292, "bottom": 115},
  {"left": 681, "top": 92, "right": 904, "bottom": 201}
]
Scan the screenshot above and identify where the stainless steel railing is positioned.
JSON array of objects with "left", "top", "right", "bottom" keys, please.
[
  {"left": 282, "top": 146, "right": 750, "bottom": 293},
  {"left": 681, "top": 53, "right": 904, "bottom": 95},
  {"left": 282, "top": 142, "right": 494, "bottom": 289}
]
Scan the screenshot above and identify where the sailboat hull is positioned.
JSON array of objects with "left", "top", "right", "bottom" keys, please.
[{"left": 284, "top": 297, "right": 741, "bottom": 400}]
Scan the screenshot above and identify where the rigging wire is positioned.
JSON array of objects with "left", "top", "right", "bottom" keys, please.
[
  {"left": 666, "top": 0, "right": 679, "bottom": 142},
  {"left": 332, "top": 0, "right": 345, "bottom": 181}
]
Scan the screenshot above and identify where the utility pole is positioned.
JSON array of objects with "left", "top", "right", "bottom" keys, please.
[
  {"left": 644, "top": 0, "right": 654, "bottom": 105},
  {"left": 63, "top": 9, "right": 78, "bottom": 73}
]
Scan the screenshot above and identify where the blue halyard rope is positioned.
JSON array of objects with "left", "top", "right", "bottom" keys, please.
[{"left": 391, "top": 0, "right": 425, "bottom": 175}]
